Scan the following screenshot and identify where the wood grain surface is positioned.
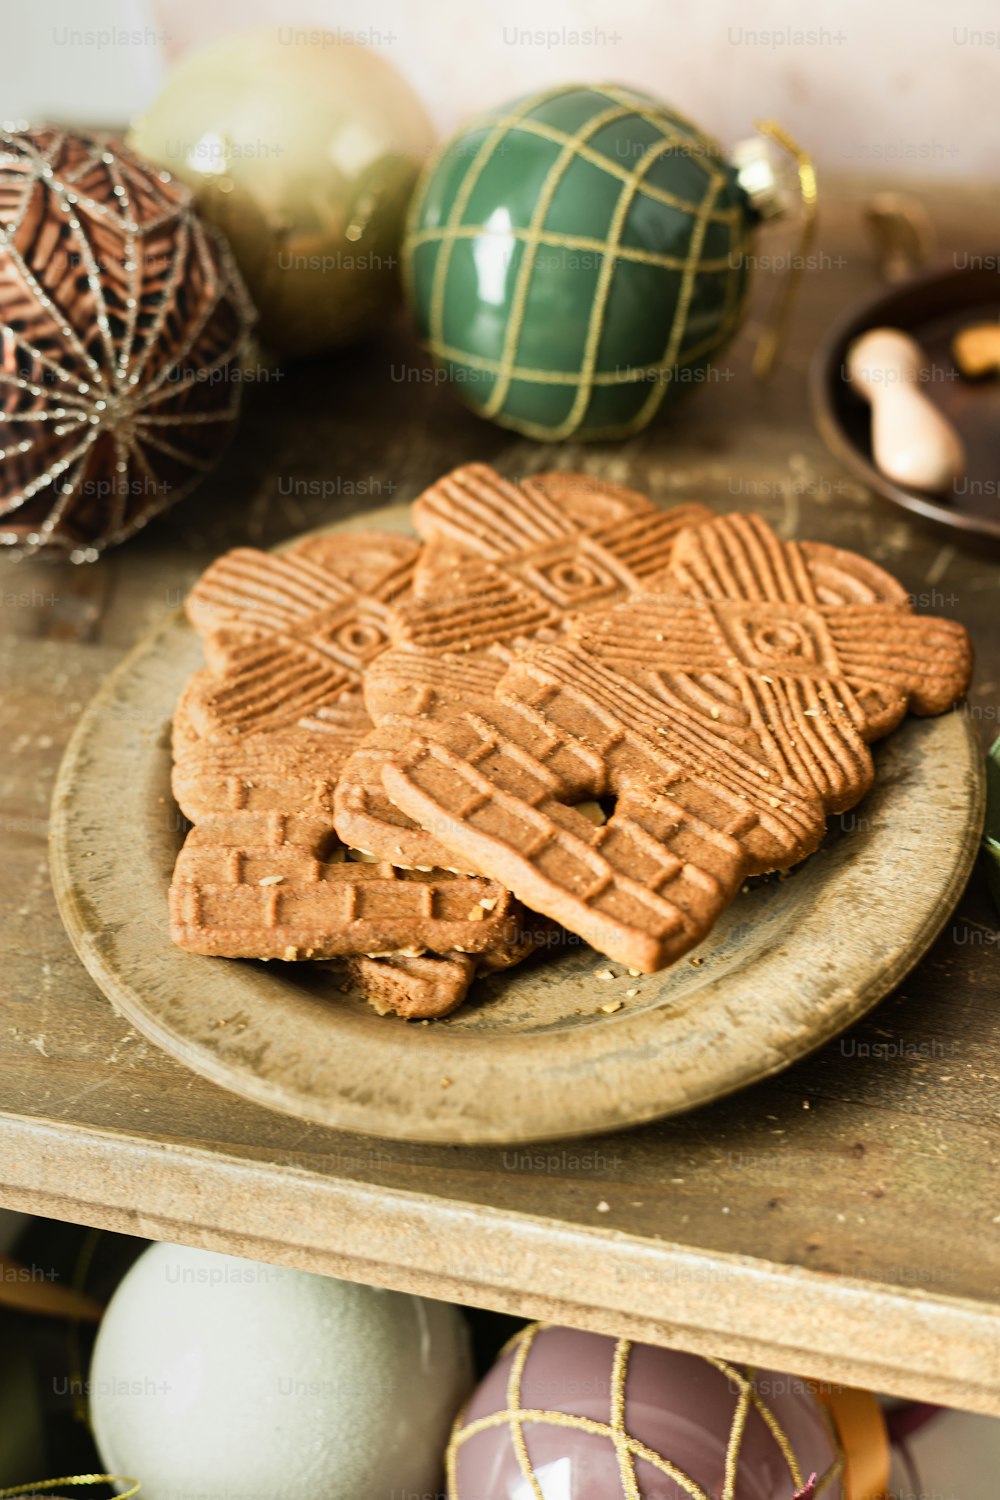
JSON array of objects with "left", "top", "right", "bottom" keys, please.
[
  {"left": 47, "top": 507, "right": 984, "bottom": 1144},
  {"left": 2, "top": 181, "right": 1000, "bottom": 1413}
]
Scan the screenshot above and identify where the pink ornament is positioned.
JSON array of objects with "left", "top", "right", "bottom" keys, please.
[{"left": 448, "top": 1325, "right": 844, "bottom": 1499}]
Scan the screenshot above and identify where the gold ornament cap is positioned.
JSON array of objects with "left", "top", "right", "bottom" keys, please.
[
  {"left": 730, "top": 120, "right": 819, "bottom": 378},
  {"left": 732, "top": 134, "right": 789, "bottom": 221}
]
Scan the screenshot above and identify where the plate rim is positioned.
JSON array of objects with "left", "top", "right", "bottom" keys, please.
[{"left": 49, "top": 507, "right": 986, "bottom": 1145}]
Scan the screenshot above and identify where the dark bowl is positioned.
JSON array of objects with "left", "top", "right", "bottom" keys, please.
[{"left": 810, "top": 258, "right": 1000, "bottom": 547}]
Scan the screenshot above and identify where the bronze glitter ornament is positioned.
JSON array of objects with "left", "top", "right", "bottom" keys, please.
[{"left": 0, "top": 127, "right": 254, "bottom": 560}]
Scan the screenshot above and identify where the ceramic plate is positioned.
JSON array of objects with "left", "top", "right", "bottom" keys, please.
[{"left": 50, "top": 507, "right": 985, "bottom": 1144}]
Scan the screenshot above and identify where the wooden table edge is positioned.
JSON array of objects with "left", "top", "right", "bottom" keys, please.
[{"left": 1, "top": 1110, "right": 997, "bottom": 1416}]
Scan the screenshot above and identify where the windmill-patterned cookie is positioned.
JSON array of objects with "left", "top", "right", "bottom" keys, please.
[
  {"left": 178, "top": 530, "right": 421, "bottom": 737},
  {"left": 334, "top": 463, "right": 711, "bottom": 868},
  {"left": 169, "top": 531, "right": 524, "bottom": 1016},
  {"left": 382, "top": 512, "right": 973, "bottom": 972}
]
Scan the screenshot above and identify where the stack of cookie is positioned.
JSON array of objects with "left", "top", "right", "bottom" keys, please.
[{"left": 169, "top": 464, "right": 972, "bottom": 1018}]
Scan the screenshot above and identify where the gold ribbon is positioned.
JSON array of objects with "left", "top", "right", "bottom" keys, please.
[
  {"left": 750, "top": 118, "right": 819, "bottom": 380},
  {"left": 0, "top": 1256, "right": 103, "bottom": 1323},
  {"left": 814, "top": 1384, "right": 891, "bottom": 1500},
  {"left": 0, "top": 1478, "right": 139, "bottom": 1499},
  {"left": 67, "top": 1229, "right": 103, "bottom": 1428}
]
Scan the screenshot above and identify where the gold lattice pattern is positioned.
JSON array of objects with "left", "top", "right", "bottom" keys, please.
[
  {"left": 447, "top": 1325, "right": 843, "bottom": 1499},
  {"left": 405, "top": 84, "right": 752, "bottom": 440},
  {"left": 0, "top": 127, "right": 253, "bottom": 558}
]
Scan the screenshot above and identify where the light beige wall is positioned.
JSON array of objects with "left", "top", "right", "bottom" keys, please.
[{"left": 2, "top": 0, "right": 997, "bottom": 180}]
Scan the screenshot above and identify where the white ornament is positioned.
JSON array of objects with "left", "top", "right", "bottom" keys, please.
[{"left": 90, "top": 1241, "right": 472, "bottom": 1500}]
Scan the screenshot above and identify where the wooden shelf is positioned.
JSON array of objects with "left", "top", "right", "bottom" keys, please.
[{"left": 2, "top": 179, "right": 998, "bottom": 1415}]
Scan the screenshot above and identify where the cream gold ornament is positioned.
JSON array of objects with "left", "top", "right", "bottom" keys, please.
[
  {"left": 129, "top": 27, "right": 436, "bottom": 355},
  {"left": 89, "top": 1241, "right": 473, "bottom": 1500}
]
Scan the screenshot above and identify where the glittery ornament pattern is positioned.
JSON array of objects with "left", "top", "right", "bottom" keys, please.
[{"left": 0, "top": 127, "right": 254, "bottom": 559}]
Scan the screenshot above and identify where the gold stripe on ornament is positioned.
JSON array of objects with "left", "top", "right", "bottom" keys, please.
[
  {"left": 557, "top": 130, "right": 727, "bottom": 439},
  {"left": 505, "top": 1323, "right": 545, "bottom": 1500},
  {"left": 426, "top": 85, "right": 573, "bottom": 357},
  {"left": 597, "top": 82, "right": 730, "bottom": 169},
  {"left": 473, "top": 91, "right": 727, "bottom": 431},
  {"left": 406, "top": 80, "right": 736, "bottom": 326},
  {"left": 413, "top": 189, "right": 749, "bottom": 435},
  {"left": 482, "top": 101, "right": 639, "bottom": 421},
  {"left": 609, "top": 1338, "right": 641, "bottom": 1500},
  {"left": 460, "top": 110, "right": 738, "bottom": 223},
  {"left": 706, "top": 1357, "right": 844, "bottom": 1498},
  {"left": 445, "top": 1324, "right": 841, "bottom": 1500},
  {"left": 628, "top": 171, "right": 724, "bottom": 437},
  {"left": 0, "top": 1477, "right": 140, "bottom": 1498},
  {"left": 452, "top": 1404, "right": 714, "bottom": 1499},
  {"left": 407, "top": 221, "right": 737, "bottom": 275},
  {"left": 411, "top": 83, "right": 748, "bottom": 442},
  {"left": 421, "top": 311, "right": 743, "bottom": 386},
  {"left": 722, "top": 1369, "right": 754, "bottom": 1500}
]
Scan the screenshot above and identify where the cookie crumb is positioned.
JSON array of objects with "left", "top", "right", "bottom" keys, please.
[
  {"left": 258, "top": 874, "right": 284, "bottom": 886},
  {"left": 600, "top": 999, "right": 624, "bottom": 1014},
  {"left": 596, "top": 1200, "right": 610, "bottom": 1213}
]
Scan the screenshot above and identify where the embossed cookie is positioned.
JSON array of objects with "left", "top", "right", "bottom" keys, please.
[
  {"left": 179, "top": 531, "right": 420, "bottom": 738},
  {"left": 168, "top": 531, "right": 524, "bottom": 1016},
  {"left": 334, "top": 463, "right": 711, "bottom": 867},
  {"left": 382, "top": 512, "right": 973, "bottom": 972},
  {"left": 335, "top": 919, "right": 544, "bottom": 1020}
]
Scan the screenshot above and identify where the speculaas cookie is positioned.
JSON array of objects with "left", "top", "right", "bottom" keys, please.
[
  {"left": 334, "top": 463, "right": 712, "bottom": 868},
  {"left": 335, "top": 923, "right": 543, "bottom": 1020},
  {"left": 179, "top": 531, "right": 419, "bottom": 737},
  {"left": 168, "top": 531, "right": 524, "bottom": 1016},
  {"left": 382, "top": 512, "right": 973, "bottom": 972}
]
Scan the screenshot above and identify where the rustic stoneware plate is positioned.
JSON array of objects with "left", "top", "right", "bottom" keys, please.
[{"left": 49, "top": 506, "right": 985, "bottom": 1145}]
